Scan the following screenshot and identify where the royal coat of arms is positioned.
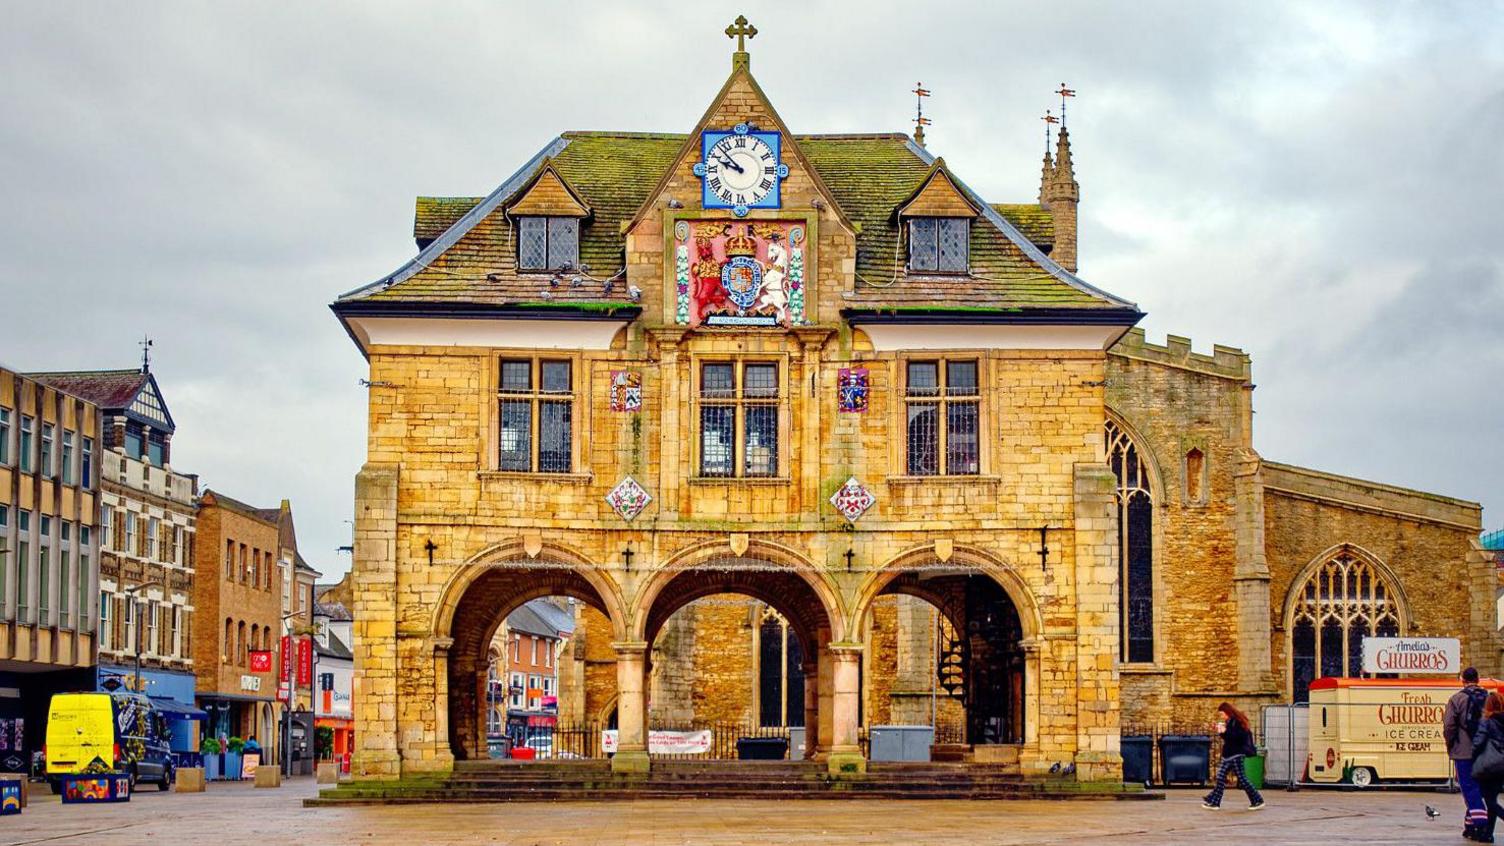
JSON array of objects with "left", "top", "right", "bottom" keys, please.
[{"left": 680, "top": 221, "right": 801, "bottom": 327}]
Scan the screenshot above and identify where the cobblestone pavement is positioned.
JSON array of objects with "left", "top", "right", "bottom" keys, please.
[{"left": 0, "top": 778, "right": 1479, "bottom": 845}]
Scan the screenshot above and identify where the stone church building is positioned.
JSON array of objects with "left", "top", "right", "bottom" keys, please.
[{"left": 332, "top": 22, "right": 1497, "bottom": 781}]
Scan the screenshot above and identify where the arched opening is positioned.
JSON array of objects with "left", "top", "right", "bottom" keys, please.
[
  {"left": 442, "top": 561, "right": 624, "bottom": 761},
  {"left": 1286, "top": 546, "right": 1406, "bottom": 702},
  {"left": 865, "top": 572, "right": 1026, "bottom": 745},
  {"left": 635, "top": 557, "right": 840, "bottom": 760},
  {"left": 856, "top": 547, "right": 1040, "bottom": 754}
]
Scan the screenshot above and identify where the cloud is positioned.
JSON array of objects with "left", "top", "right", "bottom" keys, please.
[{"left": 1, "top": 1, "right": 1501, "bottom": 581}]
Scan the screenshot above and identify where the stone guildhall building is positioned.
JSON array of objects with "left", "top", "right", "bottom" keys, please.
[{"left": 332, "top": 21, "right": 1498, "bottom": 781}]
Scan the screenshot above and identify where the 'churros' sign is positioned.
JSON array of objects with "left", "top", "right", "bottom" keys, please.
[{"left": 1361, "top": 637, "right": 1459, "bottom": 674}]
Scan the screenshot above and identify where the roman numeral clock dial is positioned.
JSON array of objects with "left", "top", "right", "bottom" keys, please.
[{"left": 693, "top": 124, "right": 788, "bottom": 216}]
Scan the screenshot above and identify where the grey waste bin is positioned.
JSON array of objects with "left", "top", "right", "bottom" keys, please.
[
  {"left": 1159, "top": 735, "right": 1212, "bottom": 786},
  {"left": 788, "top": 727, "right": 807, "bottom": 759},
  {"left": 869, "top": 725, "right": 935, "bottom": 762},
  {"left": 736, "top": 737, "right": 789, "bottom": 760},
  {"left": 1121, "top": 735, "right": 1153, "bottom": 784}
]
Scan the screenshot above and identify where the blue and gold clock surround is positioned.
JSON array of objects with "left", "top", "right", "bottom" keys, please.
[{"left": 693, "top": 123, "right": 788, "bottom": 217}]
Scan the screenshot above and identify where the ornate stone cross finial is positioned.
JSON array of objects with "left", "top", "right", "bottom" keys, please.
[{"left": 725, "top": 15, "right": 757, "bottom": 52}]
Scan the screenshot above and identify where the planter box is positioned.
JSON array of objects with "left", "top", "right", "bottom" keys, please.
[
  {"left": 60, "top": 773, "right": 131, "bottom": 804},
  {"left": 176, "top": 767, "right": 206, "bottom": 793},
  {"left": 203, "top": 755, "right": 221, "bottom": 781},
  {"left": 253, "top": 766, "right": 280, "bottom": 788},
  {"left": 223, "top": 751, "right": 243, "bottom": 781},
  {"left": 316, "top": 762, "right": 339, "bottom": 784}
]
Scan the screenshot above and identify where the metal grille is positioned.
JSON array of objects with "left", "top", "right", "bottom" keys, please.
[
  {"left": 517, "top": 217, "right": 548, "bottom": 270},
  {"left": 937, "top": 218, "right": 969, "bottom": 271},
  {"left": 700, "top": 405, "right": 735, "bottom": 477},
  {"left": 497, "top": 358, "right": 574, "bottom": 473},
  {"left": 906, "top": 360, "right": 978, "bottom": 476},
  {"left": 907, "top": 218, "right": 937, "bottom": 271},
  {"left": 547, "top": 217, "right": 578, "bottom": 270},
  {"left": 699, "top": 362, "right": 779, "bottom": 478}
]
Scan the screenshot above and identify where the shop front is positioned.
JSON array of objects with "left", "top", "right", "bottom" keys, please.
[{"left": 98, "top": 665, "right": 206, "bottom": 769}]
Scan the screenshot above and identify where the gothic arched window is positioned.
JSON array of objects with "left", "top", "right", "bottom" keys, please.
[
  {"left": 1289, "top": 550, "right": 1401, "bottom": 702},
  {"left": 1106, "top": 419, "right": 1154, "bottom": 663},
  {"left": 755, "top": 606, "right": 805, "bottom": 728}
]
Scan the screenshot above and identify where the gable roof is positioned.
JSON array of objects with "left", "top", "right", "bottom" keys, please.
[
  {"left": 505, "top": 161, "right": 592, "bottom": 218},
  {"left": 199, "top": 489, "right": 279, "bottom": 527},
  {"left": 27, "top": 368, "right": 176, "bottom": 433},
  {"left": 894, "top": 159, "right": 980, "bottom": 219}
]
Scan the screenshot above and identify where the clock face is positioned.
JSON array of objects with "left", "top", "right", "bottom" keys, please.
[{"left": 696, "top": 127, "right": 786, "bottom": 215}]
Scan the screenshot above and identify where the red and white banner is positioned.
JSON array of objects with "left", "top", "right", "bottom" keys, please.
[
  {"left": 600, "top": 729, "right": 712, "bottom": 755},
  {"left": 297, "top": 637, "right": 313, "bottom": 687},
  {"left": 1361, "top": 637, "right": 1460, "bottom": 674},
  {"left": 280, "top": 636, "right": 292, "bottom": 683},
  {"left": 248, "top": 650, "right": 272, "bottom": 673}
]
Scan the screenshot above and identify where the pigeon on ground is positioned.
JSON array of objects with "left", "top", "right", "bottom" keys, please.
[
  {"left": 1062, "top": 763, "right": 1076, "bottom": 777},
  {"left": 1425, "top": 805, "right": 1441, "bottom": 819},
  {"left": 1049, "top": 762, "right": 1062, "bottom": 774}
]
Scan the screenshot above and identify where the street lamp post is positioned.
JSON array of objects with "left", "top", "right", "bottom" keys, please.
[{"left": 279, "top": 610, "right": 301, "bottom": 778}]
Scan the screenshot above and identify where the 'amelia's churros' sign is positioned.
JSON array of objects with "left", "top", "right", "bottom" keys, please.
[{"left": 1361, "top": 637, "right": 1460, "bottom": 674}]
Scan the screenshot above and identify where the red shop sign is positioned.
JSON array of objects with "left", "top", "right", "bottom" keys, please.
[
  {"left": 248, "top": 650, "right": 272, "bottom": 673},
  {"left": 297, "top": 637, "right": 313, "bottom": 687}
]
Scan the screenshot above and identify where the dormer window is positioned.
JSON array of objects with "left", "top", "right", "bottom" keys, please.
[
  {"left": 908, "top": 218, "right": 969, "bottom": 273},
  {"left": 517, "top": 216, "right": 579, "bottom": 272}
]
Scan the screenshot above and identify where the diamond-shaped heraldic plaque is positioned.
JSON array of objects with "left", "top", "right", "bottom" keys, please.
[
  {"left": 606, "top": 476, "right": 653, "bottom": 522},
  {"left": 829, "top": 477, "right": 876, "bottom": 522}
]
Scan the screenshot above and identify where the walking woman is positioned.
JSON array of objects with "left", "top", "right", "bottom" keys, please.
[
  {"left": 1469, "top": 692, "right": 1504, "bottom": 843},
  {"left": 1202, "top": 702, "right": 1265, "bottom": 811}
]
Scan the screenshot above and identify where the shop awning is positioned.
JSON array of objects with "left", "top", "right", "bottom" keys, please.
[{"left": 151, "top": 696, "right": 208, "bottom": 721}]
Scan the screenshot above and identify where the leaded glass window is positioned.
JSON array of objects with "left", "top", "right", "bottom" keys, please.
[
  {"left": 698, "top": 361, "right": 781, "bottom": 478},
  {"left": 1289, "top": 551, "right": 1402, "bottom": 702},
  {"left": 1106, "top": 419, "right": 1155, "bottom": 663},
  {"left": 908, "top": 217, "right": 969, "bottom": 273},
  {"left": 496, "top": 357, "right": 574, "bottom": 473},
  {"left": 756, "top": 606, "right": 806, "bottom": 729},
  {"left": 905, "top": 359, "right": 980, "bottom": 476},
  {"left": 517, "top": 216, "right": 580, "bottom": 272}
]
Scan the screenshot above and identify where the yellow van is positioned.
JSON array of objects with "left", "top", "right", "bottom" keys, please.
[
  {"left": 45, "top": 692, "right": 175, "bottom": 792},
  {"left": 1307, "top": 677, "right": 1504, "bottom": 787}
]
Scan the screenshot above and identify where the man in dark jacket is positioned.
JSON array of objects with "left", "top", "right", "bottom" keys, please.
[{"left": 1446, "top": 667, "right": 1490, "bottom": 839}]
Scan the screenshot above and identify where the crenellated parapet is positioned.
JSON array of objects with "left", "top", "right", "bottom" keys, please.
[{"left": 1109, "top": 327, "right": 1251, "bottom": 382}]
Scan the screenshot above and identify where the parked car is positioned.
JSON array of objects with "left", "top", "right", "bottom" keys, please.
[{"left": 45, "top": 691, "right": 175, "bottom": 792}]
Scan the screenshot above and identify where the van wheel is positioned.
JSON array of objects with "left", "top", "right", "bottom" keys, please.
[
  {"left": 49, "top": 780, "right": 61, "bottom": 795},
  {"left": 1349, "top": 767, "right": 1376, "bottom": 788},
  {"left": 159, "top": 766, "right": 173, "bottom": 791}
]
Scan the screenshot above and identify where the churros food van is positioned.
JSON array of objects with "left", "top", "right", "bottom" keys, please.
[{"left": 1307, "top": 677, "right": 1504, "bottom": 787}]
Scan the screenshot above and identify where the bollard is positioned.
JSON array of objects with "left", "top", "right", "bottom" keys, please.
[
  {"left": 175, "top": 768, "right": 206, "bottom": 793},
  {"left": 254, "top": 766, "right": 282, "bottom": 788}
]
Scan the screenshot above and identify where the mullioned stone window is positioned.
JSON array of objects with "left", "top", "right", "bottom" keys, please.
[{"left": 1106, "top": 419, "right": 1154, "bottom": 664}]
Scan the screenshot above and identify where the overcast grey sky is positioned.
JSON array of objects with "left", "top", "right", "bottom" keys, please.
[{"left": 2, "top": 1, "right": 1500, "bottom": 582}]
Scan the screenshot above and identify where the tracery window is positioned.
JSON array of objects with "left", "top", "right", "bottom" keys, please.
[
  {"left": 755, "top": 606, "right": 805, "bottom": 728},
  {"left": 1106, "top": 419, "right": 1154, "bottom": 663},
  {"left": 1289, "top": 551, "right": 1401, "bottom": 702}
]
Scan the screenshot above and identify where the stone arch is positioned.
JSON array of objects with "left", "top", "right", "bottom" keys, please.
[
  {"left": 1102, "top": 408, "right": 1165, "bottom": 504},
  {"left": 630, "top": 538, "right": 846, "bottom": 645},
  {"left": 1281, "top": 542, "right": 1412, "bottom": 702},
  {"left": 852, "top": 543, "right": 1042, "bottom": 640},
  {"left": 437, "top": 541, "right": 627, "bottom": 761}
]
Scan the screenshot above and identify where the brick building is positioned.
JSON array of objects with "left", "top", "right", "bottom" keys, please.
[
  {"left": 29, "top": 367, "right": 199, "bottom": 712},
  {"left": 332, "top": 22, "right": 1498, "bottom": 781},
  {"left": 489, "top": 599, "right": 572, "bottom": 746},
  {"left": 0, "top": 365, "right": 100, "bottom": 771},
  {"left": 192, "top": 490, "right": 283, "bottom": 749}
]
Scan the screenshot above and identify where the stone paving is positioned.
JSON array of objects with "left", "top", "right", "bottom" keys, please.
[{"left": 0, "top": 777, "right": 1480, "bottom": 845}]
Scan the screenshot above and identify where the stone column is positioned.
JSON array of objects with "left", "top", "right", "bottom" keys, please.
[
  {"left": 815, "top": 626, "right": 833, "bottom": 759},
  {"left": 801, "top": 660, "right": 819, "bottom": 759},
  {"left": 611, "top": 641, "right": 650, "bottom": 774},
  {"left": 432, "top": 638, "right": 454, "bottom": 770},
  {"left": 351, "top": 463, "right": 400, "bottom": 780},
  {"left": 827, "top": 643, "right": 866, "bottom": 776},
  {"left": 1072, "top": 463, "right": 1123, "bottom": 782},
  {"left": 1233, "top": 449, "right": 1276, "bottom": 693}
]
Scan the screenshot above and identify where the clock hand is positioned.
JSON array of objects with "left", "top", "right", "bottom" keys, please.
[{"left": 718, "top": 154, "right": 745, "bottom": 174}]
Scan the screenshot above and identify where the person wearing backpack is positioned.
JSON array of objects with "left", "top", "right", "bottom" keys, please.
[
  {"left": 1471, "top": 692, "right": 1504, "bottom": 843},
  {"left": 1446, "top": 667, "right": 1491, "bottom": 839},
  {"left": 1201, "top": 702, "right": 1265, "bottom": 811}
]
